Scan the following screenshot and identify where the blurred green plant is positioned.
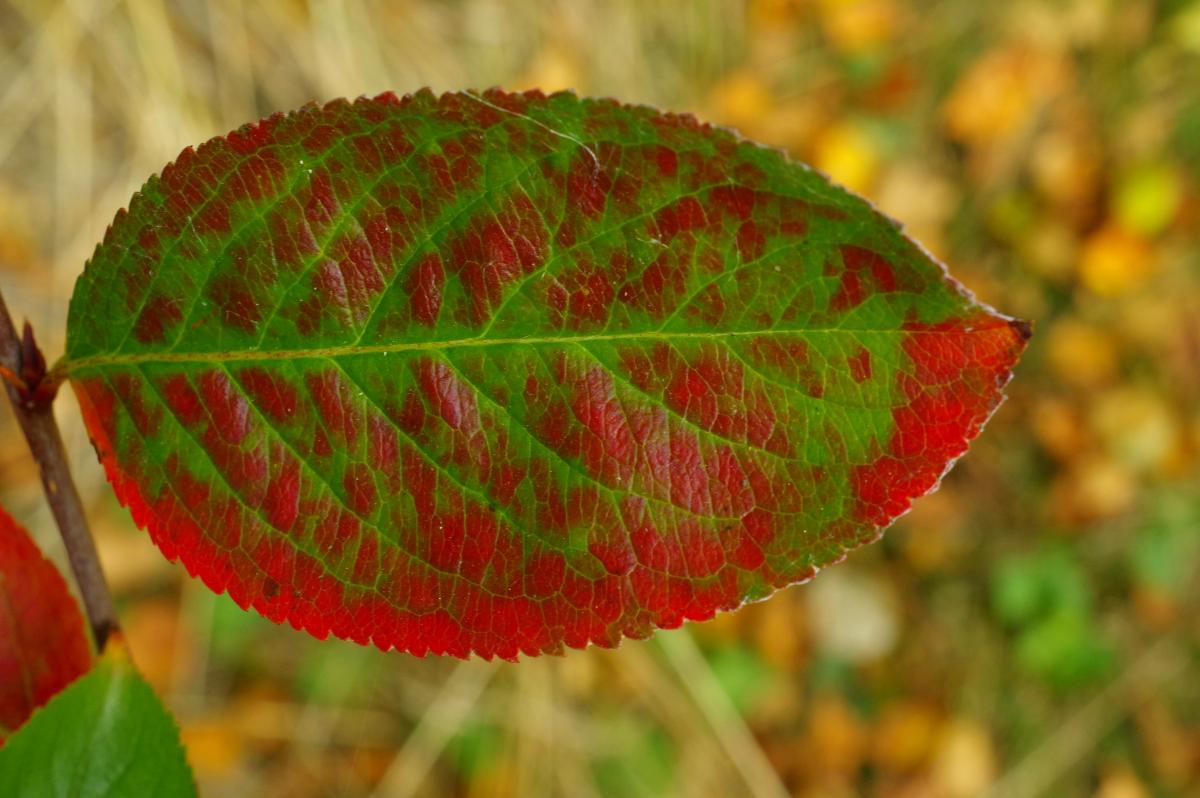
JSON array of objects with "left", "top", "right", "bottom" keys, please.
[{"left": 992, "top": 545, "right": 1115, "bottom": 690}]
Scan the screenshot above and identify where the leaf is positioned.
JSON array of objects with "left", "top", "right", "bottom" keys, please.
[
  {"left": 0, "top": 639, "right": 196, "bottom": 797},
  {"left": 62, "top": 89, "right": 1029, "bottom": 659},
  {"left": 0, "top": 504, "right": 92, "bottom": 742}
]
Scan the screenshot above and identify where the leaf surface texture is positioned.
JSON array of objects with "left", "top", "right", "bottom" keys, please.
[{"left": 65, "top": 89, "right": 1028, "bottom": 658}]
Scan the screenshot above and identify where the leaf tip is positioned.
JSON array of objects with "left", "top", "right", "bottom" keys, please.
[{"left": 1010, "top": 317, "right": 1034, "bottom": 342}]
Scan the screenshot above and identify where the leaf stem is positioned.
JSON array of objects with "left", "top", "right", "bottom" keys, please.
[{"left": 0, "top": 287, "right": 118, "bottom": 652}]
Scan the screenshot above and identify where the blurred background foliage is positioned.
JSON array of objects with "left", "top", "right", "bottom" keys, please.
[{"left": 0, "top": 0, "right": 1198, "bottom": 796}]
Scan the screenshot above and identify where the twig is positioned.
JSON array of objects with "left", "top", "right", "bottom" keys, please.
[{"left": 0, "top": 287, "right": 118, "bottom": 651}]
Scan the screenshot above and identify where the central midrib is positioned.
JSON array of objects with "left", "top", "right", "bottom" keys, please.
[{"left": 59, "top": 324, "right": 986, "bottom": 372}]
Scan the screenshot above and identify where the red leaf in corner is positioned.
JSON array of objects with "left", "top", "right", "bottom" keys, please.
[{"left": 0, "top": 505, "right": 93, "bottom": 742}]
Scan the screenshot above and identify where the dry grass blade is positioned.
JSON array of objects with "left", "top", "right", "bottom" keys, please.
[
  {"left": 370, "top": 660, "right": 497, "bottom": 798},
  {"left": 656, "top": 631, "right": 791, "bottom": 798}
]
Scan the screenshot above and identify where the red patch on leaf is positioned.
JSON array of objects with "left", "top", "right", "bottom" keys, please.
[
  {"left": 304, "top": 169, "right": 340, "bottom": 226},
  {"left": 306, "top": 370, "right": 362, "bottom": 446},
  {"left": 110, "top": 373, "right": 161, "bottom": 438},
  {"left": 133, "top": 293, "right": 183, "bottom": 344},
  {"left": 208, "top": 275, "right": 262, "bottom": 334},
  {"left": 709, "top": 185, "right": 756, "bottom": 220},
  {"left": 408, "top": 252, "right": 444, "bottom": 327},
  {"left": 229, "top": 149, "right": 285, "bottom": 203},
  {"left": 333, "top": 230, "right": 386, "bottom": 311},
  {"left": 491, "top": 463, "right": 526, "bottom": 507},
  {"left": 163, "top": 374, "right": 205, "bottom": 427},
  {"left": 831, "top": 244, "right": 905, "bottom": 312},
  {"left": 195, "top": 200, "right": 232, "bottom": 235},
  {"left": 237, "top": 367, "right": 298, "bottom": 422},
  {"left": 571, "top": 365, "right": 635, "bottom": 484},
  {"left": 447, "top": 194, "right": 548, "bottom": 325},
  {"left": 655, "top": 145, "right": 677, "bottom": 177},
  {"left": 561, "top": 261, "right": 616, "bottom": 328},
  {"left": 848, "top": 347, "right": 873, "bottom": 383},
  {"left": 654, "top": 195, "right": 707, "bottom": 239},
  {"left": 343, "top": 463, "right": 379, "bottom": 516},
  {"left": 567, "top": 152, "right": 611, "bottom": 219},
  {"left": 368, "top": 414, "right": 401, "bottom": 485},
  {"left": 265, "top": 452, "right": 302, "bottom": 532},
  {"left": 226, "top": 115, "right": 277, "bottom": 154},
  {"left": 199, "top": 370, "right": 252, "bottom": 445},
  {"left": 850, "top": 316, "right": 1028, "bottom": 526},
  {"left": 736, "top": 220, "right": 767, "bottom": 262},
  {"left": 416, "top": 359, "right": 476, "bottom": 432}
]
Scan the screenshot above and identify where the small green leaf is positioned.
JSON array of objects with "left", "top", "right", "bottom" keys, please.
[{"left": 0, "top": 641, "right": 196, "bottom": 798}]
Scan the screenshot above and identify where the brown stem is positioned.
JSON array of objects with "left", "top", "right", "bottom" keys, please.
[{"left": 0, "top": 288, "right": 117, "bottom": 651}]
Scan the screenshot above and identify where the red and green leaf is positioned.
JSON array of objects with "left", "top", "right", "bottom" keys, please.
[
  {"left": 0, "top": 504, "right": 93, "bottom": 741},
  {"left": 62, "top": 89, "right": 1029, "bottom": 659}
]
